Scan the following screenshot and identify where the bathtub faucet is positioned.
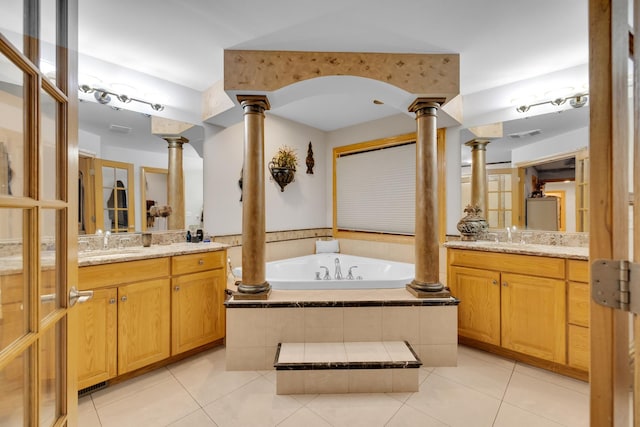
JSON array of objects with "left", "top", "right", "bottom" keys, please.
[
  {"left": 347, "top": 266, "right": 358, "bottom": 280},
  {"left": 319, "top": 266, "right": 331, "bottom": 280},
  {"left": 334, "top": 258, "right": 343, "bottom": 280}
]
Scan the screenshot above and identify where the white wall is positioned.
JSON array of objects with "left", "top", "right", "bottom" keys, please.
[
  {"left": 511, "top": 127, "right": 588, "bottom": 165},
  {"left": 204, "top": 114, "right": 327, "bottom": 236}
]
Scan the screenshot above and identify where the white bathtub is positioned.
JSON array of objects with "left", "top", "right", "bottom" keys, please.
[{"left": 232, "top": 253, "right": 414, "bottom": 290}]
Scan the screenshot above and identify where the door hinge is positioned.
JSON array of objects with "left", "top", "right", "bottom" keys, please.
[{"left": 592, "top": 259, "right": 640, "bottom": 313}]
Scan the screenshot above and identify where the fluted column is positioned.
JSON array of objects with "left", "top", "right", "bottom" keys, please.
[
  {"left": 236, "top": 95, "right": 271, "bottom": 299},
  {"left": 163, "top": 136, "right": 188, "bottom": 230},
  {"left": 465, "top": 139, "right": 490, "bottom": 219},
  {"left": 407, "top": 98, "right": 449, "bottom": 298}
]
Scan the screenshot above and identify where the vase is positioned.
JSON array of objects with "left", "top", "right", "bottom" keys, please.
[
  {"left": 268, "top": 162, "right": 295, "bottom": 192},
  {"left": 457, "top": 204, "right": 488, "bottom": 241}
]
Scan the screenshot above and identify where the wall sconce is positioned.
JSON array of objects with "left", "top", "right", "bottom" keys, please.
[
  {"left": 79, "top": 84, "right": 165, "bottom": 111},
  {"left": 516, "top": 93, "right": 588, "bottom": 113}
]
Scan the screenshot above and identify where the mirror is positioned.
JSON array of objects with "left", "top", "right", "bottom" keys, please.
[
  {"left": 141, "top": 166, "right": 168, "bottom": 232},
  {"left": 460, "top": 107, "right": 589, "bottom": 232},
  {"left": 78, "top": 101, "right": 204, "bottom": 233}
]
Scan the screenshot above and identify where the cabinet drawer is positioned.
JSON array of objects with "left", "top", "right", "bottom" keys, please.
[
  {"left": 568, "top": 281, "right": 589, "bottom": 327},
  {"left": 79, "top": 258, "right": 170, "bottom": 290},
  {"left": 567, "top": 260, "right": 589, "bottom": 283},
  {"left": 568, "top": 324, "right": 589, "bottom": 371},
  {"left": 448, "top": 249, "right": 565, "bottom": 279},
  {"left": 172, "top": 250, "right": 226, "bottom": 276}
]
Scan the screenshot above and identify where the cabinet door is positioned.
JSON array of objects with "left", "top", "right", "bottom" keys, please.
[
  {"left": 118, "top": 279, "right": 171, "bottom": 374},
  {"left": 171, "top": 269, "right": 226, "bottom": 355},
  {"left": 501, "top": 273, "right": 566, "bottom": 363},
  {"left": 448, "top": 266, "right": 501, "bottom": 345},
  {"left": 77, "top": 288, "right": 117, "bottom": 390}
]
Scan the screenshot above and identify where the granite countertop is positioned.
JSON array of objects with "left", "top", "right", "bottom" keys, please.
[
  {"left": 444, "top": 240, "right": 588, "bottom": 260},
  {"left": 78, "top": 242, "right": 228, "bottom": 266},
  {"left": 0, "top": 242, "right": 228, "bottom": 275}
]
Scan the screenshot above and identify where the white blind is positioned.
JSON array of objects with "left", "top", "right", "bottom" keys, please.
[{"left": 336, "top": 143, "right": 416, "bottom": 235}]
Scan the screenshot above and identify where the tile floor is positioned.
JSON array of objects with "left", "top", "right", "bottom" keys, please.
[{"left": 78, "top": 344, "right": 589, "bottom": 427}]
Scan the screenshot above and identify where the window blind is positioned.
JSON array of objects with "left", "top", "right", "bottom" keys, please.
[{"left": 336, "top": 142, "right": 416, "bottom": 235}]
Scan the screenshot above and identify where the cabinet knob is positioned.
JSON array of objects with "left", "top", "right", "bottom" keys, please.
[
  {"left": 109, "top": 298, "right": 116, "bottom": 304},
  {"left": 502, "top": 282, "right": 508, "bottom": 287},
  {"left": 198, "top": 259, "right": 205, "bottom": 265},
  {"left": 492, "top": 280, "right": 498, "bottom": 285},
  {"left": 121, "top": 295, "right": 127, "bottom": 302},
  {"left": 174, "top": 285, "right": 180, "bottom": 291}
]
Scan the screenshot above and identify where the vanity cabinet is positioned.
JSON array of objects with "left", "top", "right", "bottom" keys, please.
[
  {"left": 448, "top": 249, "right": 568, "bottom": 365},
  {"left": 171, "top": 251, "right": 226, "bottom": 355},
  {"left": 567, "top": 259, "right": 590, "bottom": 370},
  {"left": 77, "top": 250, "right": 227, "bottom": 390}
]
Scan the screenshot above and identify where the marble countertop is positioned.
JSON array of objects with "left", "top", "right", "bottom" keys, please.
[
  {"left": 444, "top": 240, "right": 588, "bottom": 260},
  {"left": 0, "top": 242, "right": 228, "bottom": 275}
]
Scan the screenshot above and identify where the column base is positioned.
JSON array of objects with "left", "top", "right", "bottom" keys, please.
[
  {"left": 406, "top": 281, "right": 451, "bottom": 299},
  {"left": 234, "top": 282, "right": 272, "bottom": 300}
]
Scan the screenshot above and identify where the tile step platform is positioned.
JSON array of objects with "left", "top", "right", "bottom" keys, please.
[{"left": 274, "top": 341, "right": 422, "bottom": 395}]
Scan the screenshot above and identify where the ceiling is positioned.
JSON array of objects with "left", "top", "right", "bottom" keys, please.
[{"left": 74, "top": 0, "right": 589, "bottom": 151}]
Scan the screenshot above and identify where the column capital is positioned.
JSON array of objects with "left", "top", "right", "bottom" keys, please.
[
  {"left": 162, "top": 136, "right": 189, "bottom": 148},
  {"left": 408, "top": 97, "right": 446, "bottom": 115},
  {"left": 237, "top": 94, "right": 271, "bottom": 113},
  {"left": 464, "top": 138, "right": 491, "bottom": 150}
]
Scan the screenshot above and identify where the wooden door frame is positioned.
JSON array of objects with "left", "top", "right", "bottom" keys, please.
[{"left": 589, "top": 0, "right": 632, "bottom": 424}]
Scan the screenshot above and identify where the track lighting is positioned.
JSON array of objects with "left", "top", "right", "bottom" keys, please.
[
  {"left": 516, "top": 93, "right": 588, "bottom": 113},
  {"left": 79, "top": 84, "right": 165, "bottom": 112}
]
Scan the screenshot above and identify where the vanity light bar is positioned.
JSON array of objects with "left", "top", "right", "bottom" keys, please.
[
  {"left": 79, "top": 84, "right": 165, "bottom": 111},
  {"left": 516, "top": 93, "right": 588, "bottom": 113}
]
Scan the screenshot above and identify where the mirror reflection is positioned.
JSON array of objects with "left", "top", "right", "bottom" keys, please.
[
  {"left": 78, "top": 101, "right": 204, "bottom": 234},
  {"left": 460, "top": 106, "right": 589, "bottom": 232}
]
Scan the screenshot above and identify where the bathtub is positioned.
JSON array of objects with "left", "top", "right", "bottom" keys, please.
[{"left": 232, "top": 253, "right": 414, "bottom": 290}]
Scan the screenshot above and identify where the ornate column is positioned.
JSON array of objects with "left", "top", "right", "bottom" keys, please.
[
  {"left": 407, "top": 98, "right": 450, "bottom": 298},
  {"left": 236, "top": 95, "right": 271, "bottom": 299},
  {"left": 465, "top": 139, "right": 490, "bottom": 219},
  {"left": 163, "top": 136, "right": 188, "bottom": 230}
]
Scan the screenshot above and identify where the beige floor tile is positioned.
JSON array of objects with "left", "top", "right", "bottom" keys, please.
[
  {"left": 515, "top": 361, "right": 589, "bottom": 395},
  {"left": 203, "top": 376, "right": 302, "bottom": 426},
  {"left": 385, "top": 404, "right": 448, "bottom": 426},
  {"left": 493, "top": 402, "right": 565, "bottom": 427},
  {"left": 431, "top": 349, "right": 514, "bottom": 399},
  {"left": 503, "top": 371, "right": 589, "bottom": 427},
  {"left": 167, "top": 409, "right": 217, "bottom": 426},
  {"left": 406, "top": 373, "right": 501, "bottom": 427},
  {"left": 383, "top": 341, "right": 417, "bottom": 362},
  {"left": 278, "top": 407, "right": 332, "bottom": 427},
  {"left": 304, "top": 342, "right": 347, "bottom": 363},
  {"left": 96, "top": 377, "right": 199, "bottom": 427},
  {"left": 385, "top": 391, "right": 413, "bottom": 404},
  {"left": 458, "top": 345, "right": 516, "bottom": 370},
  {"left": 90, "top": 367, "right": 173, "bottom": 409},
  {"left": 77, "top": 396, "right": 101, "bottom": 427},
  {"left": 277, "top": 343, "right": 305, "bottom": 363},
  {"left": 262, "top": 369, "right": 277, "bottom": 384},
  {"left": 225, "top": 346, "right": 268, "bottom": 370},
  {"left": 419, "top": 366, "right": 433, "bottom": 384},
  {"left": 168, "top": 351, "right": 261, "bottom": 406},
  {"left": 306, "top": 393, "right": 403, "bottom": 427},
  {"left": 344, "top": 341, "right": 389, "bottom": 362}
]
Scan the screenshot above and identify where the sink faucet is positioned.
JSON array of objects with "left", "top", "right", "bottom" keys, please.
[
  {"left": 103, "top": 230, "right": 111, "bottom": 249},
  {"left": 334, "top": 258, "right": 343, "bottom": 280}
]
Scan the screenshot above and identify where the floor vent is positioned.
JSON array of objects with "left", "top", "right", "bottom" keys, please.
[{"left": 78, "top": 381, "right": 108, "bottom": 397}]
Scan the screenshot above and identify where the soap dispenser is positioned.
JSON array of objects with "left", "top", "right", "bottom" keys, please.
[{"left": 186, "top": 230, "right": 192, "bottom": 242}]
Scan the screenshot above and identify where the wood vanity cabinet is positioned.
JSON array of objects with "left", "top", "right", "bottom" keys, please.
[
  {"left": 77, "top": 250, "right": 227, "bottom": 390},
  {"left": 567, "top": 259, "right": 590, "bottom": 370},
  {"left": 448, "top": 249, "right": 567, "bottom": 365},
  {"left": 170, "top": 251, "right": 226, "bottom": 355}
]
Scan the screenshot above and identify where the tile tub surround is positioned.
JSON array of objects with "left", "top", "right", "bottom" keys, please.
[
  {"left": 274, "top": 341, "right": 422, "bottom": 394},
  {"left": 225, "top": 290, "right": 459, "bottom": 371}
]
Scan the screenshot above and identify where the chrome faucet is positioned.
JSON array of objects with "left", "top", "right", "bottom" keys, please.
[
  {"left": 103, "top": 230, "right": 111, "bottom": 249},
  {"left": 334, "top": 258, "right": 343, "bottom": 280},
  {"left": 319, "top": 266, "right": 331, "bottom": 280},
  {"left": 347, "top": 266, "right": 358, "bottom": 280}
]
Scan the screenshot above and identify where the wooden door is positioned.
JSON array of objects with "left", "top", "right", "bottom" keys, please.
[
  {"left": 77, "top": 288, "right": 117, "bottom": 390},
  {"left": 0, "top": 1, "right": 79, "bottom": 425},
  {"left": 500, "top": 272, "right": 566, "bottom": 363},
  {"left": 118, "top": 278, "right": 170, "bottom": 374},
  {"left": 171, "top": 269, "right": 226, "bottom": 355},
  {"left": 448, "top": 266, "right": 501, "bottom": 345}
]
